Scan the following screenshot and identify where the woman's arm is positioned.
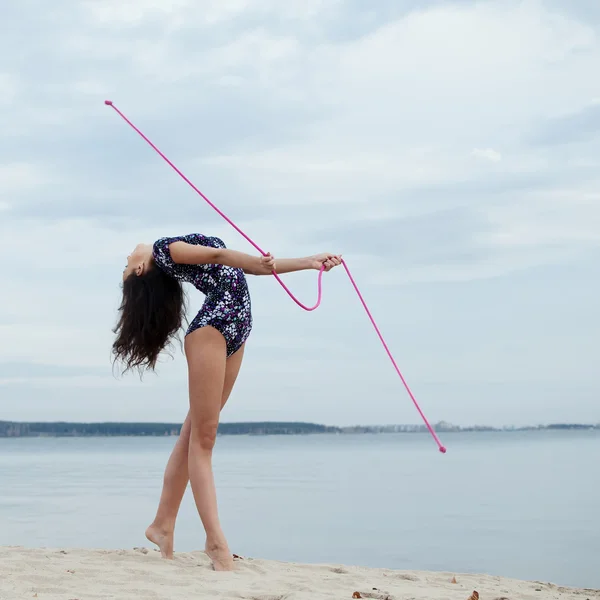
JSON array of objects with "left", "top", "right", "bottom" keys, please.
[
  {"left": 168, "top": 242, "right": 272, "bottom": 274},
  {"left": 271, "top": 257, "right": 312, "bottom": 274},
  {"left": 274, "top": 253, "right": 342, "bottom": 275},
  {"left": 168, "top": 241, "right": 341, "bottom": 276}
]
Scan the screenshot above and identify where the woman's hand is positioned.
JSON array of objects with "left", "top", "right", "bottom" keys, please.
[
  {"left": 309, "top": 253, "right": 342, "bottom": 272},
  {"left": 257, "top": 252, "right": 276, "bottom": 274}
]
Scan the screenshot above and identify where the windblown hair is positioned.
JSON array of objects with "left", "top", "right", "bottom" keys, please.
[{"left": 112, "top": 265, "right": 186, "bottom": 374}]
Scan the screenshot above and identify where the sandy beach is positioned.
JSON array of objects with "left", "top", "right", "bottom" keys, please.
[{"left": 0, "top": 546, "right": 597, "bottom": 600}]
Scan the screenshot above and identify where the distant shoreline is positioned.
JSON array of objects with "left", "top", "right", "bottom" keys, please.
[{"left": 0, "top": 420, "right": 598, "bottom": 438}]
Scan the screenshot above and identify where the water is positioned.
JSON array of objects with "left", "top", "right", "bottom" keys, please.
[{"left": 0, "top": 431, "right": 598, "bottom": 589}]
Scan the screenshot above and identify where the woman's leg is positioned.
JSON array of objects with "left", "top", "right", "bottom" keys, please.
[
  {"left": 145, "top": 413, "right": 192, "bottom": 558},
  {"left": 145, "top": 341, "right": 245, "bottom": 560},
  {"left": 185, "top": 326, "right": 240, "bottom": 571}
]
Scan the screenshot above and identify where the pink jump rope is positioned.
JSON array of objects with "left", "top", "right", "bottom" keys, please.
[{"left": 105, "top": 100, "right": 447, "bottom": 454}]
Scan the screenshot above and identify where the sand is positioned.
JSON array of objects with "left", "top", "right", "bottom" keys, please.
[{"left": 0, "top": 546, "right": 597, "bottom": 600}]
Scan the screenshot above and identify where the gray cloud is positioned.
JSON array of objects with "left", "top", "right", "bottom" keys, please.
[
  {"left": 307, "top": 207, "right": 489, "bottom": 263},
  {"left": 1, "top": 0, "right": 599, "bottom": 427},
  {"left": 530, "top": 104, "right": 600, "bottom": 146},
  {"left": 0, "top": 363, "right": 108, "bottom": 379},
  {"left": 543, "top": 0, "right": 600, "bottom": 27}
]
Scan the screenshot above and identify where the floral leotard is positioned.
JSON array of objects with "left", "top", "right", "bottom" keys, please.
[{"left": 152, "top": 233, "right": 252, "bottom": 356}]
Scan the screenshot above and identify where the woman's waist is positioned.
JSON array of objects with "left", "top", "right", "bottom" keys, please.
[
  {"left": 193, "top": 269, "right": 248, "bottom": 293},
  {"left": 198, "top": 284, "right": 250, "bottom": 304}
]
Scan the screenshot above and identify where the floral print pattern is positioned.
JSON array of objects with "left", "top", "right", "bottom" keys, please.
[{"left": 152, "top": 233, "right": 252, "bottom": 356}]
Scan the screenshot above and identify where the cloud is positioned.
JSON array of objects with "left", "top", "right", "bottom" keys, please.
[
  {"left": 1, "top": 0, "right": 599, "bottom": 426},
  {"left": 0, "top": 362, "right": 108, "bottom": 379},
  {"left": 0, "top": 163, "right": 52, "bottom": 195},
  {"left": 82, "top": 0, "right": 342, "bottom": 27},
  {"left": 0, "top": 72, "right": 18, "bottom": 106},
  {"left": 472, "top": 148, "right": 502, "bottom": 162},
  {"left": 530, "top": 102, "right": 600, "bottom": 146},
  {"left": 478, "top": 189, "right": 600, "bottom": 249}
]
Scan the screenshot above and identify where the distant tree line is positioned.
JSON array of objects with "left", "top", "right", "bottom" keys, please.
[
  {"left": 0, "top": 421, "right": 341, "bottom": 438},
  {"left": 0, "top": 420, "right": 596, "bottom": 438},
  {"left": 545, "top": 423, "right": 597, "bottom": 430},
  {"left": 218, "top": 422, "right": 340, "bottom": 435}
]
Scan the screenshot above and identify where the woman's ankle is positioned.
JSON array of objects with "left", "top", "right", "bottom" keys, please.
[
  {"left": 148, "top": 520, "right": 175, "bottom": 534},
  {"left": 205, "top": 535, "right": 229, "bottom": 553}
]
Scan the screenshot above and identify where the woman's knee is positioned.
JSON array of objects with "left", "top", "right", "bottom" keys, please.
[{"left": 190, "top": 419, "right": 219, "bottom": 452}]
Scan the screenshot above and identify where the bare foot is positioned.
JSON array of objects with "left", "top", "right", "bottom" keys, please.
[
  {"left": 145, "top": 525, "right": 174, "bottom": 560},
  {"left": 205, "top": 541, "right": 234, "bottom": 571}
]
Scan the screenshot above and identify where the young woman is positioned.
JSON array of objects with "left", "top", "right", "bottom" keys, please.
[{"left": 112, "top": 233, "right": 341, "bottom": 571}]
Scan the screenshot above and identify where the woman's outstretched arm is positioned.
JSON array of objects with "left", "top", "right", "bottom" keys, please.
[
  {"left": 168, "top": 242, "right": 273, "bottom": 274},
  {"left": 272, "top": 253, "right": 342, "bottom": 275},
  {"left": 168, "top": 241, "right": 341, "bottom": 276}
]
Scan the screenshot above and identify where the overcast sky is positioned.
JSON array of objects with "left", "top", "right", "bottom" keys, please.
[{"left": 1, "top": 0, "right": 599, "bottom": 428}]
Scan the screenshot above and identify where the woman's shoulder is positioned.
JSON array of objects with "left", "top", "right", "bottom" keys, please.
[
  {"left": 151, "top": 233, "right": 228, "bottom": 281},
  {"left": 152, "top": 233, "right": 227, "bottom": 275},
  {"left": 154, "top": 233, "right": 226, "bottom": 249}
]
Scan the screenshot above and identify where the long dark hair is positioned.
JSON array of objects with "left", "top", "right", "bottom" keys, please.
[{"left": 112, "top": 266, "right": 186, "bottom": 374}]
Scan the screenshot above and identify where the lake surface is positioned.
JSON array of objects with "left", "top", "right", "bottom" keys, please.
[{"left": 0, "top": 431, "right": 598, "bottom": 589}]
